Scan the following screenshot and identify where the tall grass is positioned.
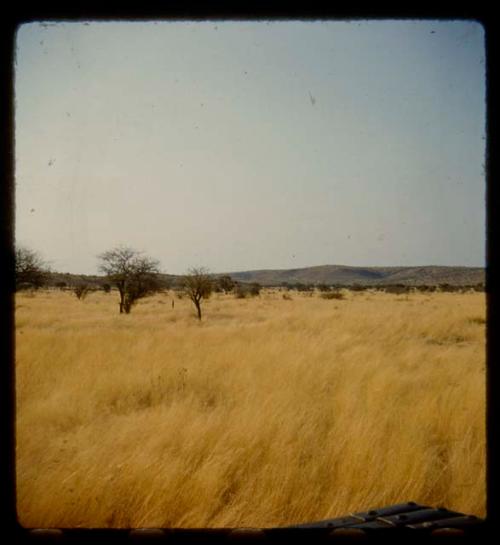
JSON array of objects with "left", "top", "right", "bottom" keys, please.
[{"left": 15, "top": 289, "right": 486, "bottom": 528}]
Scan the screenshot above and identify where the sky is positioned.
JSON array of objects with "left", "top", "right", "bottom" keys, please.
[{"left": 14, "top": 19, "right": 486, "bottom": 275}]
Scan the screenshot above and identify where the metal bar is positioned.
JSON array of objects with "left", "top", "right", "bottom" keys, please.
[
  {"left": 351, "top": 501, "right": 428, "bottom": 521},
  {"left": 408, "top": 515, "right": 483, "bottom": 530},
  {"left": 287, "top": 515, "right": 361, "bottom": 529}
]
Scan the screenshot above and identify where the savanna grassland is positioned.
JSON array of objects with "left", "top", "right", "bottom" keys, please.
[{"left": 15, "top": 288, "right": 486, "bottom": 528}]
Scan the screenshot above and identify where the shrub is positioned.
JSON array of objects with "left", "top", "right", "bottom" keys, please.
[
  {"left": 216, "top": 275, "right": 236, "bottom": 294},
  {"left": 234, "top": 283, "right": 261, "bottom": 298},
  {"left": 16, "top": 282, "right": 36, "bottom": 293},
  {"left": 383, "top": 285, "right": 410, "bottom": 295},
  {"left": 73, "top": 285, "right": 90, "bottom": 300},
  {"left": 468, "top": 316, "right": 486, "bottom": 325},
  {"left": 321, "top": 291, "right": 344, "bottom": 300},
  {"left": 294, "top": 283, "right": 313, "bottom": 292},
  {"left": 348, "top": 284, "right": 366, "bottom": 292},
  {"left": 234, "top": 286, "right": 248, "bottom": 299},
  {"left": 249, "top": 283, "right": 261, "bottom": 296}
]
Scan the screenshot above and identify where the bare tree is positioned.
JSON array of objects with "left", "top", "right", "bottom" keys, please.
[
  {"left": 15, "top": 246, "right": 48, "bottom": 290},
  {"left": 97, "top": 246, "right": 160, "bottom": 314},
  {"left": 182, "top": 267, "right": 213, "bottom": 320}
]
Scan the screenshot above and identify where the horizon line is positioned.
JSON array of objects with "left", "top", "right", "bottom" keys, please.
[{"left": 47, "top": 262, "right": 486, "bottom": 277}]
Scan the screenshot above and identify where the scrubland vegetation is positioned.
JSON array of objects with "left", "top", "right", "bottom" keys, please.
[{"left": 15, "top": 288, "right": 485, "bottom": 528}]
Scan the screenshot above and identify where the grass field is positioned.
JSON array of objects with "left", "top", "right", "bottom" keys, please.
[{"left": 15, "top": 288, "right": 486, "bottom": 528}]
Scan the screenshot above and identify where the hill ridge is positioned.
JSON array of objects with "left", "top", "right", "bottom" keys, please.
[{"left": 224, "top": 264, "right": 485, "bottom": 287}]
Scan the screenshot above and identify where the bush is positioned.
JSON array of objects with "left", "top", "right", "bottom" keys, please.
[
  {"left": 16, "top": 282, "right": 36, "bottom": 292},
  {"left": 249, "top": 283, "right": 261, "bottom": 296},
  {"left": 294, "top": 283, "right": 313, "bottom": 292},
  {"left": 234, "top": 283, "right": 261, "bottom": 298},
  {"left": 383, "top": 285, "right": 410, "bottom": 295},
  {"left": 321, "top": 291, "right": 344, "bottom": 300},
  {"left": 348, "top": 284, "right": 366, "bottom": 292},
  {"left": 73, "top": 285, "right": 90, "bottom": 300},
  {"left": 234, "top": 286, "right": 248, "bottom": 299},
  {"left": 216, "top": 275, "right": 235, "bottom": 294}
]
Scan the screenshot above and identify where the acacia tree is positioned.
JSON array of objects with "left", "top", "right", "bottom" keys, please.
[
  {"left": 182, "top": 267, "right": 213, "bottom": 320},
  {"left": 97, "top": 246, "right": 160, "bottom": 314},
  {"left": 216, "top": 275, "right": 235, "bottom": 294},
  {"left": 15, "top": 246, "right": 48, "bottom": 290}
]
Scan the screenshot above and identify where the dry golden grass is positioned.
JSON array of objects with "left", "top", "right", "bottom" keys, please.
[{"left": 15, "top": 288, "right": 486, "bottom": 528}]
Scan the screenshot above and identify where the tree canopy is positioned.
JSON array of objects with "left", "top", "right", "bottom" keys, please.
[{"left": 15, "top": 246, "right": 48, "bottom": 290}]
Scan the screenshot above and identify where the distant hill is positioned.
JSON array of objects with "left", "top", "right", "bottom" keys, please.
[
  {"left": 224, "top": 265, "right": 485, "bottom": 287},
  {"left": 45, "top": 265, "right": 485, "bottom": 289}
]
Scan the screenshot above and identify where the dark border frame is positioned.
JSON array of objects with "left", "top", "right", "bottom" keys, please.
[{"left": 2, "top": 5, "right": 496, "bottom": 544}]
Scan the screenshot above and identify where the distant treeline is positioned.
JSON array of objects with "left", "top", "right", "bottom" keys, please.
[
  {"left": 40, "top": 272, "right": 261, "bottom": 295},
  {"left": 41, "top": 273, "right": 485, "bottom": 294},
  {"left": 276, "top": 281, "right": 485, "bottom": 293}
]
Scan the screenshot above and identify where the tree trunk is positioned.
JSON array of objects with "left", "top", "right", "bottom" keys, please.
[
  {"left": 119, "top": 287, "right": 125, "bottom": 314},
  {"left": 195, "top": 300, "right": 202, "bottom": 320}
]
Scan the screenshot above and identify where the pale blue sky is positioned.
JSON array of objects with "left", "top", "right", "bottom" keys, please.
[{"left": 15, "top": 20, "right": 486, "bottom": 275}]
